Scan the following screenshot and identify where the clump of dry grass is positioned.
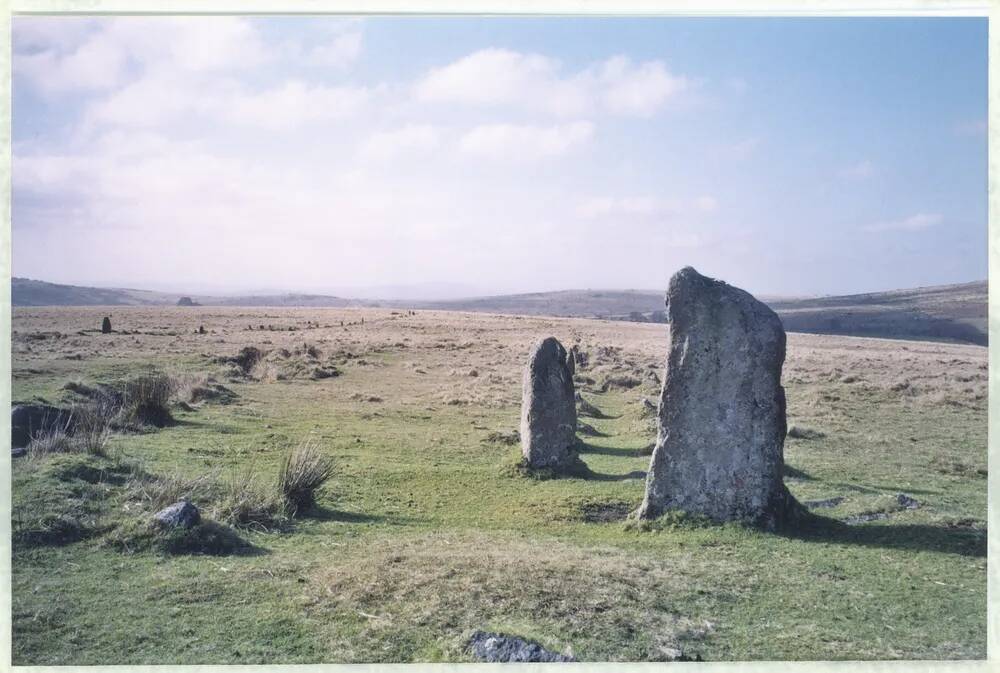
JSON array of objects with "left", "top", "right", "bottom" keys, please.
[
  {"left": 118, "top": 372, "right": 176, "bottom": 428},
  {"left": 76, "top": 393, "right": 124, "bottom": 454},
  {"left": 26, "top": 427, "right": 75, "bottom": 458},
  {"left": 277, "top": 440, "right": 335, "bottom": 515},
  {"left": 126, "top": 467, "right": 220, "bottom": 513},
  {"left": 213, "top": 465, "right": 286, "bottom": 530}
]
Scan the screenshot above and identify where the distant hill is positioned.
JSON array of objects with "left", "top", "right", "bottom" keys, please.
[
  {"left": 11, "top": 278, "right": 358, "bottom": 308},
  {"left": 768, "top": 280, "right": 987, "bottom": 346},
  {"left": 408, "top": 289, "right": 669, "bottom": 319},
  {"left": 11, "top": 278, "right": 168, "bottom": 306},
  {"left": 12, "top": 277, "right": 987, "bottom": 346}
]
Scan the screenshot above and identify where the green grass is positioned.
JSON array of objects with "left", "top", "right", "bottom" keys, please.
[{"left": 10, "top": 320, "right": 987, "bottom": 664}]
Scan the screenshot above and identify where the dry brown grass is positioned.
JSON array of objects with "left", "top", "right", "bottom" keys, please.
[{"left": 308, "top": 531, "right": 718, "bottom": 662}]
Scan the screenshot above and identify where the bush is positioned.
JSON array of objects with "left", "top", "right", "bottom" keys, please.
[{"left": 277, "top": 440, "right": 335, "bottom": 515}]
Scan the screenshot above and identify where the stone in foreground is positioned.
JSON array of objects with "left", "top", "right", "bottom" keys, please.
[
  {"left": 468, "top": 631, "right": 574, "bottom": 662},
  {"left": 154, "top": 501, "right": 200, "bottom": 529},
  {"left": 11, "top": 403, "right": 74, "bottom": 449},
  {"left": 521, "top": 337, "right": 577, "bottom": 469},
  {"left": 638, "top": 267, "right": 801, "bottom": 528}
]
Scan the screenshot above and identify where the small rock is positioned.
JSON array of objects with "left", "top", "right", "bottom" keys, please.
[
  {"left": 154, "top": 501, "right": 200, "bottom": 529},
  {"left": 467, "top": 631, "right": 574, "bottom": 663},
  {"left": 896, "top": 493, "right": 920, "bottom": 510}
]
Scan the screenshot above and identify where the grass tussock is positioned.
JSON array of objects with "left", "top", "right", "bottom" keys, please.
[
  {"left": 277, "top": 440, "right": 335, "bottom": 515},
  {"left": 213, "top": 465, "right": 287, "bottom": 530},
  {"left": 125, "top": 467, "right": 220, "bottom": 513},
  {"left": 117, "top": 372, "right": 176, "bottom": 428}
]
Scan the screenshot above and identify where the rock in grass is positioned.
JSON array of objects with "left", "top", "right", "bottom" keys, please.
[
  {"left": 11, "top": 403, "right": 74, "bottom": 449},
  {"left": 154, "top": 501, "right": 200, "bottom": 529},
  {"left": 101, "top": 316, "right": 112, "bottom": 333},
  {"left": 467, "top": 631, "right": 574, "bottom": 663},
  {"left": 521, "top": 337, "right": 577, "bottom": 470},
  {"left": 638, "top": 267, "right": 803, "bottom": 529}
]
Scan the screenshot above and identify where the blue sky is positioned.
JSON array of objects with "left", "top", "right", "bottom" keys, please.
[{"left": 12, "top": 16, "right": 987, "bottom": 298}]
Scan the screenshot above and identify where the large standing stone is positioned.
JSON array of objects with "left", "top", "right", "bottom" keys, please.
[
  {"left": 638, "top": 267, "right": 801, "bottom": 528},
  {"left": 521, "top": 337, "right": 577, "bottom": 469}
]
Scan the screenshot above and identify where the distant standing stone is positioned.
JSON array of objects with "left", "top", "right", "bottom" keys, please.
[
  {"left": 565, "top": 347, "right": 576, "bottom": 377},
  {"left": 521, "top": 337, "right": 577, "bottom": 469},
  {"left": 101, "top": 316, "right": 112, "bottom": 334},
  {"left": 154, "top": 501, "right": 200, "bottom": 529},
  {"left": 638, "top": 267, "right": 801, "bottom": 528}
]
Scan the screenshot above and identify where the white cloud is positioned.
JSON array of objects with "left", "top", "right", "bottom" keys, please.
[
  {"left": 863, "top": 212, "right": 942, "bottom": 233},
  {"left": 14, "top": 17, "right": 275, "bottom": 96},
  {"left": 15, "top": 28, "right": 127, "bottom": 94},
  {"left": 576, "top": 194, "right": 718, "bottom": 219},
  {"left": 596, "top": 55, "right": 686, "bottom": 117},
  {"left": 86, "top": 75, "right": 370, "bottom": 130},
  {"left": 415, "top": 48, "right": 686, "bottom": 118},
  {"left": 360, "top": 124, "right": 441, "bottom": 162},
  {"left": 225, "top": 81, "right": 370, "bottom": 130},
  {"left": 308, "top": 30, "right": 363, "bottom": 68},
  {"left": 839, "top": 160, "right": 875, "bottom": 179},
  {"left": 459, "top": 122, "right": 594, "bottom": 161}
]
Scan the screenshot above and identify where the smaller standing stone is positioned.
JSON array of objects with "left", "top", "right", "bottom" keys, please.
[
  {"left": 521, "top": 337, "right": 577, "bottom": 469},
  {"left": 154, "top": 501, "right": 200, "bottom": 529},
  {"left": 101, "top": 317, "right": 112, "bottom": 334},
  {"left": 565, "top": 347, "right": 576, "bottom": 377}
]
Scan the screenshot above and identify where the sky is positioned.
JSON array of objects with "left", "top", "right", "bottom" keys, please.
[{"left": 12, "top": 16, "right": 988, "bottom": 298}]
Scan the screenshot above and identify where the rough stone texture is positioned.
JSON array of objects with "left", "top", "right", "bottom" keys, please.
[
  {"left": 154, "top": 501, "right": 200, "bottom": 529},
  {"left": 638, "top": 267, "right": 801, "bottom": 528},
  {"left": 565, "top": 347, "right": 576, "bottom": 377},
  {"left": 101, "top": 316, "right": 112, "bottom": 333},
  {"left": 11, "top": 403, "right": 74, "bottom": 449},
  {"left": 467, "top": 631, "right": 574, "bottom": 662},
  {"left": 521, "top": 337, "right": 577, "bottom": 469}
]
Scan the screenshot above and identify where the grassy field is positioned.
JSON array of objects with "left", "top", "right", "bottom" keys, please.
[{"left": 9, "top": 306, "right": 988, "bottom": 664}]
